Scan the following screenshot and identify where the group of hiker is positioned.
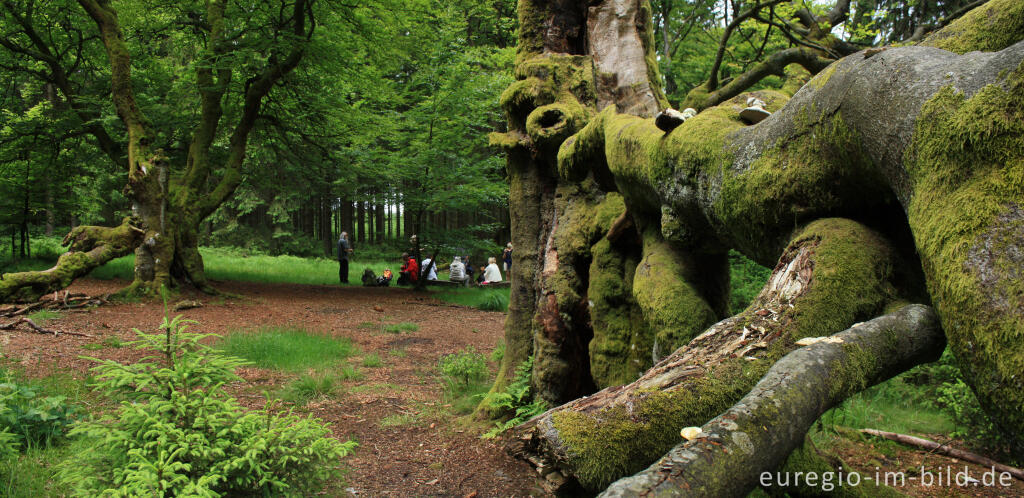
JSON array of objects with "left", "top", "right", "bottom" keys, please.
[{"left": 335, "top": 231, "right": 512, "bottom": 287}]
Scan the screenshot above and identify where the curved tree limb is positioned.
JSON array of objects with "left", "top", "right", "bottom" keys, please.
[
  {"left": 0, "top": 217, "right": 144, "bottom": 303},
  {"left": 600, "top": 304, "right": 944, "bottom": 497}
]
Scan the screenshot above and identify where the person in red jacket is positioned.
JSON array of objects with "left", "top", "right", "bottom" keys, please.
[{"left": 398, "top": 253, "right": 419, "bottom": 285}]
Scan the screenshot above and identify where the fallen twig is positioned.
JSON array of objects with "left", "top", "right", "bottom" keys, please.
[
  {"left": 860, "top": 429, "right": 1024, "bottom": 481},
  {"left": 0, "top": 317, "right": 94, "bottom": 338}
]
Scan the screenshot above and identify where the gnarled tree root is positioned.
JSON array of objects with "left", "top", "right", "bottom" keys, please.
[
  {"left": 0, "top": 217, "right": 143, "bottom": 303},
  {"left": 508, "top": 218, "right": 918, "bottom": 492},
  {"left": 600, "top": 304, "right": 943, "bottom": 497}
]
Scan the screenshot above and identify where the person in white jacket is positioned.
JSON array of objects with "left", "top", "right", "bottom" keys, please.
[{"left": 483, "top": 257, "right": 502, "bottom": 283}]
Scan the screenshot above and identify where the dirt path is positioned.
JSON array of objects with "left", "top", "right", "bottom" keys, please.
[{"left": 0, "top": 278, "right": 543, "bottom": 497}]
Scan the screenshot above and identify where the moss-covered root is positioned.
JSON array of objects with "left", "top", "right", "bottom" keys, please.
[
  {"left": 0, "top": 218, "right": 144, "bottom": 303},
  {"left": 632, "top": 230, "right": 720, "bottom": 359},
  {"left": 601, "top": 305, "right": 944, "bottom": 498},
  {"left": 509, "top": 218, "right": 909, "bottom": 492}
]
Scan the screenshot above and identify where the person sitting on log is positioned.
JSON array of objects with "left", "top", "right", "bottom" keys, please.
[
  {"left": 448, "top": 256, "right": 467, "bottom": 283},
  {"left": 397, "top": 253, "right": 418, "bottom": 286},
  {"left": 483, "top": 257, "right": 502, "bottom": 283}
]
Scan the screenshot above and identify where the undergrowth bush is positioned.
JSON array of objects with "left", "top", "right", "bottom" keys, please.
[
  {"left": 483, "top": 356, "right": 546, "bottom": 438},
  {"left": 439, "top": 347, "right": 488, "bottom": 389},
  {"left": 0, "top": 381, "right": 77, "bottom": 450},
  {"left": 59, "top": 314, "right": 356, "bottom": 496}
]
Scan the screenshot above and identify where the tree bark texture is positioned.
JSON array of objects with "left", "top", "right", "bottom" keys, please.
[
  {"left": 600, "top": 304, "right": 944, "bottom": 497},
  {"left": 492, "top": 0, "right": 1024, "bottom": 492}
]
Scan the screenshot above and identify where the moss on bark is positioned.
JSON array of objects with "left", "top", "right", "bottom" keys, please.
[
  {"left": 544, "top": 218, "right": 905, "bottom": 491},
  {"left": 904, "top": 61, "right": 1024, "bottom": 447}
]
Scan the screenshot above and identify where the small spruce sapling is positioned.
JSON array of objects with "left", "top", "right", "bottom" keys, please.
[{"left": 59, "top": 312, "right": 356, "bottom": 496}]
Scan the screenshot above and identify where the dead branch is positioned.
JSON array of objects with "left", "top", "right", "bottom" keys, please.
[
  {"left": 860, "top": 429, "right": 1024, "bottom": 482},
  {"left": 0, "top": 317, "right": 94, "bottom": 337}
]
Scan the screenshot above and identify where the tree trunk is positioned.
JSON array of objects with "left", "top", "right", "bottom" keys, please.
[{"left": 491, "top": 0, "right": 1024, "bottom": 493}]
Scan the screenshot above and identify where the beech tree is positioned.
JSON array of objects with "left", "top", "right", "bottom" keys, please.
[
  {"left": 0, "top": 0, "right": 321, "bottom": 300},
  {"left": 486, "top": 0, "right": 1024, "bottom": 494}
]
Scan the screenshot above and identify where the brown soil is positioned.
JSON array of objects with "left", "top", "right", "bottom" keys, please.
[
  {"left": 4, "top": 278, "right": 1022, "bottom": 497},
  {"left": 0, "top": 278, "right": 544, "bottom": 497}
]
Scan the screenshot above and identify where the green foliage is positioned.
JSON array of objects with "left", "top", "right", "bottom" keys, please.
[
  {"left": 0, "top": 380, "right": 77, "bottom": 451},
  {"left": 218, "top": 327, "right": 355, "bottom": 372},
  {"left": 438, "top": 347, "right": 492, "bottom": 415},
  {"left": 439, "top": 347, "right": 489, "bottom": 388},
  {"left": 59, "top": 314, "right": 356, "bottom": 496},
  {"left": 490, "top": 340, "right": 505, "bottom": 364},
  {"left": 483, "top": 356, "right": 547, "bottom": 438},
  {"left": 728, "top": 249, "right": 771, "bottom": 314}
]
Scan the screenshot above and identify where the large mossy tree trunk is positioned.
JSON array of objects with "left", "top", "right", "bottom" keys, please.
[
  {"left": 489, "top": 0, "right": 1024, "bottom": 493},
  {"left": 0, "top": 0, "right": 312, "bottom": 302}
]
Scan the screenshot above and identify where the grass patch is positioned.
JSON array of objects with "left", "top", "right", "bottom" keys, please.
[
  {"left": 356, "top": 322, "right": 377, "bottom": 329},
  {"left": 81, "top": 336, "right": 125, "bottom": 351},
  {"left": 382, "top": 322, "right": 418, "bottom": 334},
  {"left": 361, "top": 353, "right": 383, "bottom": 368},
  {"left": 25, "top": 310, "right": 61, "bottom": 323},
  {"left": 278, "top": 374, "right": 339, "bottom": 406},
  {"left": 388, "top": 348, "right": 407, "bottom": 358},
  {"left": 218, "top": 327, "right": 356, "bottom": 372},
  {"left": 433, "top": 287, "right": 510, "bottom": 312},
  {"left": 438, "top": 347, "right": 492, "bottom": 416},
  {"left": 0, "top": 440, "right": 86, "bottom": 497},
  {"left": 337, "top": 364, "right": 364, "bottom": 381},
  {"left": 379, "top": 413, "right": 419, "bottom": 428},
  {"left": 88, "top": 248, "right": 396, "bottom": 286}
]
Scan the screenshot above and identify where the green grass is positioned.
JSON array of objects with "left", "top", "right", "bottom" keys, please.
[
  {"left": 361, "top": 353, "right": 383, "bottom": 368},
  {"left": 277, "top": 373, "right": 339, "bottom": 406},
  {"left": 388, "top": 348, "right": 407, "bottom": 358},
  {"left": 382, "top": 322, "right": 419, "bottom": 334},
  {"left": 728, "top": 250, "right": 771, "bottom": 314},
  {"left": 218, "top": 327, "right": 356, "bottom": 372},
  {"left": 87, "top": 247, "right": 397, "bottom": 286},
  {"left": 817, "top": 371, "right": 955, "bottom": 437},
  {"left": 81, "top": 336, "right": 125, "bottom": 351},
  {"left": 25, "top": 310, "right": 61, "bottom": 323},
  {"left": 433, "top": 287, "right": 509, "bottom": 312},
  {"left": 356, "top": 322, "right": 377, "bottom": 329},
  {"left": 379, "top": 413, "right": 419, "bottom": 428},
  {"left": 0, "top": 441, "right": 85, "bottom": 497}
]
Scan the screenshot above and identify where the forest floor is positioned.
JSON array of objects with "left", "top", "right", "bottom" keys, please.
[
  {"left": 1, "top": 278, "right": 1021, "bottom": 497},
  {"left": 1, "top": 278, "right": 541, "bottom": 497}
]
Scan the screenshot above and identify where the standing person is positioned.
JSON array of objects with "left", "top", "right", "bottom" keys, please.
[
  {"left": 464, "top": 255, "right": 474, "bottom": 281},
  {"left": 484, "top": 257, "right": 502, "bottom": 283},
  {"left": 337, "top": 232, "right": 353, "bottom": 284},
  {"left": 502, "top": 243, "right": 513, "bottom": 272}
]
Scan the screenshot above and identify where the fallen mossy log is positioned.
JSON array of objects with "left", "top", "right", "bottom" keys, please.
[
  {"left": 600, "top": 304, "right": 944, "bottom": 497},
  {"left": 0, "top": 217, "right": 143, "bottom": 303},
  {"left": 508, "top": 217, "right": 919, "bottom": 492}
]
